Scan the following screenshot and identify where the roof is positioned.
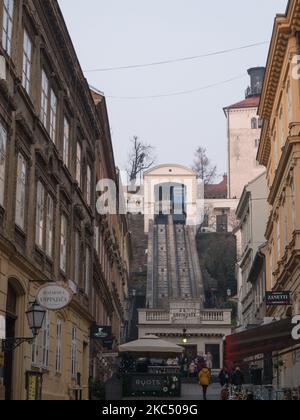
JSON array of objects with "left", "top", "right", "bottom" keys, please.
[
  {"left": 224, "top": 95, "right": 261, "bottom": 112},
  {"left": 205, "top": 175, "right": 227, "bottom": 199},
  {"left": 119, "top": 335, "right": 183, "bottom": 355}
]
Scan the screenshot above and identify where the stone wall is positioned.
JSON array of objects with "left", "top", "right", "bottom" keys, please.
[{"left": 128, "top": 214, "right": 148, "bottom": 295}]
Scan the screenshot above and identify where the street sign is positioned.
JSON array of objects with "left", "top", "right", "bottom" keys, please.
[
  {"left": 265, "top": 291, "right": 291, "bottom": 306},
  {"left": 37, "top": 284, "right": 72, "bottom": 311}
]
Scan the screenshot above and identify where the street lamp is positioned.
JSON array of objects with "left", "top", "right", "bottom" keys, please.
[{"left": 2, "top": 302, "right": 46, "bottom": 352}]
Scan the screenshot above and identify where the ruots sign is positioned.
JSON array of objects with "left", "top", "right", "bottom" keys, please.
[{"left": 265, "top": 292, "right": 291, "bottom": 306}]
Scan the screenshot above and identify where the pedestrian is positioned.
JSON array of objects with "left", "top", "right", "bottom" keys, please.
[
  {"left": 231, "top": 366, "right": 244, "bottom": 391},
  {"left": 189, "top": 361, "right": 197, "bottom": 378},
  {"left": 219, "top": 368, "right": 230, "bottom": 387},
  {"left": 198, "top": 365, "right": 211, "bottom": 400}
]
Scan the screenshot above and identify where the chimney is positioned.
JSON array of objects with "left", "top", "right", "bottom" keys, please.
[{"left": 245, "top": 67, "right": 265, "bottom": 98}]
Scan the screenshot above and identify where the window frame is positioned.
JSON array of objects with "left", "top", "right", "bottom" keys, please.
[
  {"left": 0, "top": 121, "right": 7, "bottom": 207},
  {"left": 22, "top": 28, "right": 33, "bottom": 95},
  {"left": 1, "top": 0, "right": 14, "bottom": 56},
  {"left": 15, "top": 152, "right": 27, "bottom": 231}
]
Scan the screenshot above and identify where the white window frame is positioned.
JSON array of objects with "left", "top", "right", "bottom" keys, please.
[
  {"left": 85, "top": 246, "right": 90, "bottom": 295},
  {"left": 86, "top": 164, "right": 92, "bottom": 206},
  {"left": 74, "top": 230, "right": 80, "bottom": 286},
  {"left": 71, "top": 326, "right": 77, "bottom": 378},
  {"left": 55, "top": 319, "right": 62, "bottom": 373},
  {"left": 277, "top": 217, "right": 281, "bottom": 260},
  {"left": 49, "top": 90, "right": 57, "bottom": 143},
  {"left": 2, "top": 0, "right": 14, "bottom": 56},
  {"left": 60, "top": 214, "right": 68, "bottom": 273},
  {"left": 76, "top": 142, "right": 82, "bottom": 187},
  {"left": 22, "top": 29, "right": 32, "bottom": 94},
  {"left": 40, "top": 69, "right": 49, "bottom": 128},
  {"left": 0, "top": 122, "right": 7, "bottom": 206},
  {"left": 63, "top": 117, "right": 70, "bottom": 167},
  {"left": 45, "top": 194, "right": 54, "bottom": 258},
  {"left": 35, "top": 181, "right": 45, "bottom": 248},
  {"left": 15, "top": 153, "right": 27, "bottom": 230}
]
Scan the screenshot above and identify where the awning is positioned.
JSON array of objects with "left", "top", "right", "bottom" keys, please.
[
  {"left": 224, "top": 318, "right": 300, "bottom": 366},
  {"left": 119, "top": 335, "right": 183, "bottom": 356}
]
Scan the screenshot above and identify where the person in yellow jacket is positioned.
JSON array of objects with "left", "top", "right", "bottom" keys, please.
[{"left": 198, "top": 366, "right": 211, "bottom": 400}]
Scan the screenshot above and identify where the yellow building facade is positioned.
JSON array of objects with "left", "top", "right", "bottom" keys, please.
[{"left": 258, "top": 0, "right": 300, "bottom": 387}]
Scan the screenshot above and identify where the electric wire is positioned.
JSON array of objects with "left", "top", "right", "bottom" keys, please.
[{"left": 84, "top": 41, "right": 268, "bottom": 73}]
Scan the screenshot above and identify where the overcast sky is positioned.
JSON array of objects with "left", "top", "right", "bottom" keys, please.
[{"left": 58, "top": 0, "right": 287, "bottom": 179}]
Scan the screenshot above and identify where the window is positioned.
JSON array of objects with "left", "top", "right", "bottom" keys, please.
[
  {"left": 273, "top": 131, "right": 278, "bottom": 166},
  {"left": 0, "top": 122, "right": 7, "bottom": 206},
  {"left": 22, "top": 29, "right": 32, "bottom": 94},
  {"left": 76, "top": 142, "right": 82, "bottom": 187},
  {"left": 2, "top": 0, "right": 14, "bottom": 56},
  {"left": 63, "top": 117, "right": 70, "bottom": 167},
  {"left": 60, "top": 214, "right": 68, "bottom": 273},
  {"left": 45, "top": 195, "right": 54, "bottom": 258},
  {"left": 277, "top": 217, "right": 281, "bottom": 259},
  {"left": 42, "top": 311, "right": 50, "bottom": 368},
  {"left": 279, "top": 108, "right": 284, "bottom": 148},
  {"left": 74, "top": 230, "right": 80, "bottom": 285},
  {"left": 15, "top": 153, "right": 27, "bottom": 230},
  {"left": 40, "top": 70, "right": 49, "bottom": 127},
  {"left": 255, "top": 139, "right": 260, "bottom": 148},
  {"left": 270, "top": 251, "right": 273, "bottom": 289},
  {"left": 251, "top": 118, "right": 257, "bottom": 129},
  {"left": 258, "top": 118, "right": 263, "bottom": 129},
  {"left": 287, "top": 81, "right": 292, "bottom": 124},
  {"left": 85, "top": 246, "right": 91, "bottom": 295},
  {"left": 216, "top": 214, "right": 228, "bottom": 233},
  {"left": 86, "top": 165, "right": 92, "bottom": 205},
  {"left": 49, "top": 90, "right": 57, "bottom": 143},
  {"left": 55, "top": 319, "right": 62, "bottom": 373},
  {"left": 36, "top": 181, "right": 45, "bottom": 248},
  {"left": 71, "top": 326, "right": 77, "bottom": 378}
]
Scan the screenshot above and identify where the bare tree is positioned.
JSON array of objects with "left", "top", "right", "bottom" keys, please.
[
  {"left": 193, "top": 147, "right": 217, "bottom": 185},
  {"left": 127, "top": 136, "right": 155, "bottom": 183}
]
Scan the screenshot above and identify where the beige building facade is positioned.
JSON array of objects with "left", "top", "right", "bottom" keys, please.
[{"left": 257, "top": 0, "right": 300, "bottom": 388}]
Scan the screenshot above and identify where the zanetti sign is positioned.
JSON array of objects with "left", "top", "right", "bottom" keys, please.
[{"left": 265, "top": 292, "right": 291, "bottom": 306}]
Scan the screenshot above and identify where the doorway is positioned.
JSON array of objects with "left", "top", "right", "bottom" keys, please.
[{"left": 4, "top": 283, "right": 18, "bottom": 400}]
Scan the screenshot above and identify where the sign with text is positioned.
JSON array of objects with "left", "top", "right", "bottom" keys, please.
[
  {"left": 91, "top": 324, "right": 113, "bottom": 349},
  {"left": 265, "top": 292, "right": 291, "bottom": 306},
  {"left": 37, "top": 284, "right": 72, "bottom": 311}
]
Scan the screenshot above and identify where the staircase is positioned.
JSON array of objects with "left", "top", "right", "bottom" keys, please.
[{"left": 146, "top": 216, "right": 205, "bottom": 309}]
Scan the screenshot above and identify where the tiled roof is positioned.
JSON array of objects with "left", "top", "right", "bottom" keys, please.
[{"left": 225, "top": 95, "right": 260, "bottom": 110}]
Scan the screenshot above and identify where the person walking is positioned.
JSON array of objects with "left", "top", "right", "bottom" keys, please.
[
  {"left": 198, "top": 365, "right": 211, "bottom": 400},
  {"left": 189, "top": 361, "right": 197, "bottom": 378},
  {"left": 219, "top": 368, "right": 230, "bottom": 387},
  {"left": 231, "top": 366, "right": 244, "bottom": 391}
]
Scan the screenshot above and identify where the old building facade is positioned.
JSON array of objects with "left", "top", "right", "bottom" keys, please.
[
  {"left": 224, "top": 68, "right": 266, "bottom": 200},
  {"left": 0, "top": 0, "right": 130, "bottom": 400},
  {"left": 257, "top": 0, "right": 300, "bottom": 388}
]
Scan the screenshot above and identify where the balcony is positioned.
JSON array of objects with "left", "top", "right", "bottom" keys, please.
[{"left": 139, "top": 309, "right": 232, "bottom": 326}]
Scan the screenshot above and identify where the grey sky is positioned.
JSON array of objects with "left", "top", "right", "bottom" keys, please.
[{"left": 58, "top": 0, "right": 287, "bottom": 178}]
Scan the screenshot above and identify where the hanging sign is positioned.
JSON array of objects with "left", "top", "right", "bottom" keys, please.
[
  {"left": 265, "top": 292, "right": 291, "bottom": 306},
  {"left": 37, "top": 284, "right": 72, "bottom": 311}
]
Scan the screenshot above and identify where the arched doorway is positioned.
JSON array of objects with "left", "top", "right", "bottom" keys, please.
[
  {"left": 154, "top": 183, "right": 187, "bottom": 225},
  {"left": 4, "top": 279, "right": 24, "bottom": 400}
]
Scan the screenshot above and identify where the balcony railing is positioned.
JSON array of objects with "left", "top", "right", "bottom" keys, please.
[{"left": 140, "top": 309, "right": 231, "bottom": 325}]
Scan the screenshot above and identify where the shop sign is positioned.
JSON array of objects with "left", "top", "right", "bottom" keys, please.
[
  {"left": 132, "top": 376, "right": 164, "bottom": 392},
  {"left": 91, "top": 324, "right": 114, "bottom": 350},
  {"left": 265, "top": 292, "right": 291, "bottom": 306},
  {"left": 26, "top": 372, "right": 43, "bottom": 401},
  {"left": 37, "top": 284, "right": 72, "bottom": 311}
]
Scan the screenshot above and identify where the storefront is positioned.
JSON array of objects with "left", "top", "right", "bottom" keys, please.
[
  {"left": 119, "top": 335, "right": 183, "bottom": 398},
  {"left": 224, "top": 318, "right": 300, "bottom": 387}
]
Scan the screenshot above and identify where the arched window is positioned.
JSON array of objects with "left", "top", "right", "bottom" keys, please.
[{"left": 251, "top": 118, "right": 257, "bottom": 129}]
